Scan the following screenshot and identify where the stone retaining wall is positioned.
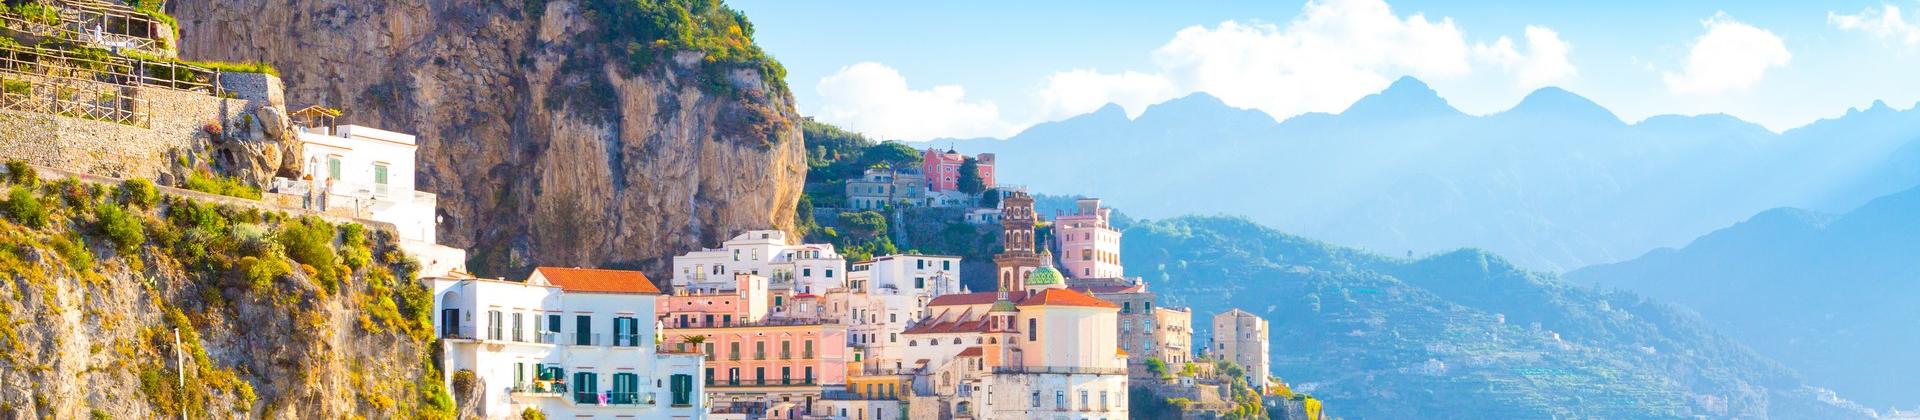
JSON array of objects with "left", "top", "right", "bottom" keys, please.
[{"left": 0, "top": 72, "right": 284, "bottom": 182}]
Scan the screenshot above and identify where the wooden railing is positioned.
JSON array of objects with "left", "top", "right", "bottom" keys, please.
[
  {"left": 0, "top": 72, "right": 149, "bottom": 127},
  {"left": 0, "top": 42, "right": 216, "bottom": 94},
  {"left": 0, "top": 0, "right": 173, "bottom": 56}
]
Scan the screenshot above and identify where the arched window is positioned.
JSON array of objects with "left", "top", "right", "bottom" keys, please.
[
  {"left": 908, "top": 340, "right": 917, "bottom": 347},
  {"left": 952, "top": 338, "right": 962, "bottom": 345}
]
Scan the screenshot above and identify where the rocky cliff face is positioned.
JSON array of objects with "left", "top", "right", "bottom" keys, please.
[
  {"left": 167, "top": 0, "right": 807, "bottom": 277},
  {"left": 0, "top": 176, "right": 448, "bottom": 418}
]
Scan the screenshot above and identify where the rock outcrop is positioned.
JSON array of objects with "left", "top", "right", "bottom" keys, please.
[{"left": 167, "top": 0, "right": 808, "bottom": 277}]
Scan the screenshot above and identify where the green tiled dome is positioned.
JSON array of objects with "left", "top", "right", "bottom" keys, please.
[
  {"left": 990, "top": 298, "right": 1020, "bottom": 312},
  {"left": 1024, "top": 265, "right": 1064, "bottom": 286}
]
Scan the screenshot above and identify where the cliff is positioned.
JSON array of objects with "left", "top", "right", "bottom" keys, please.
[
  {"left": 0, "top": 168, "right": 450, "bottom": 418},
  {"left": 166, "top": 0, "right": 808, "bottom": 277}
]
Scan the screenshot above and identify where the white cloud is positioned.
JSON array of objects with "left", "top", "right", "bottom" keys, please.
[
  {"left": 1472, "top": 25, "right": 1577, "bottom": 88},
  {"left": 1830, "top": 4, "right": 1920, "bottom": 47},
  {"left": 1040, "top": 0, "right": 1574, "bottom": 123},
  {"left": 811, "top": 0, "right": 1579, "bottom": 139},
  {"left": 813, "top": 62, "right": 1018, "bottom": 140},
  {"left": 1663, "top": 13, "right": 1792, "bottom": 95},
  {"left": 1036, "top": 70, "right": 1180, "bottom": 120}
]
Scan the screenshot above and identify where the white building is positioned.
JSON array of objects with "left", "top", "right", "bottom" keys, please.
[
  {"left": 272, "top": 108, "right": 464, "bottom": 277},
  {"left": 670, "top": 230, "right": 846, "bottom": 295},
  {"left": 963, "top": 208, "right": 1002, "bottom": 225},
  {"left": 431, "top": 267, "right": 706, "bottom": 419}
]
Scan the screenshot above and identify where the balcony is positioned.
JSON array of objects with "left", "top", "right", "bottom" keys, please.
[
  {"left": 511, "top": 382, "right": 569, "bottom": 395},
  {"left": 612, "top": 334, "right": 644, "bottom": 348},
  {"left": 706, "top": 378, "right": 817, "bottom": 388},
  {"left": 570, "top": 333, "right": 604, "bottom": 347}
]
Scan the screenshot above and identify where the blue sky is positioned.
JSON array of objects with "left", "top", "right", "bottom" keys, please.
[{"left": 734, "top": 0, "right": 1920, "bottom": 140}]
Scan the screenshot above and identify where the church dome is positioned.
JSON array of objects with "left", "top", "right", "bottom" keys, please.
[{"left": 1025, "top": 249, "right": 1064, "bottom": 287}]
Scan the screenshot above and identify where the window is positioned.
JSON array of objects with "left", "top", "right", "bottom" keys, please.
[
  {"left": 722, "top": 314, "right": 732, "bottom": 326},
  {"left": 730, "top": 342, "right": 741, "bottom": 360},
  {"left": 890, "top": 333, "right": 897, "bottom": 343},
  {"left": 487, "top": 311, "right": 502, "bottom": 340},
  {"left": 803, "top": 268, "right": 812, "bottom": 277},
  {"left": 613, "top": 317, "right": 640, "bottom": 346},
  {"left": 1082, "top": 249, "right": 1092, "bottom": 261},
  {"left": 611, "top": 373, "right": 639, "bottom": 404},
  {"left": 733, "top": 249, "right": 740, "bottom": 261},
  {"left": 372, "top": 163, "right": 390, "bottom": 195},
  {"left": 326, "top": 155, "right": 343, "bottom": 181},
  {"left": 826, "top": 269, "right": 835, "bottom": 278},
  {"left": 1122, "top": 302, "right": 1132, "bottom": 314},
  {"left": 670, "top": 374, "right": 694, "bottom": 406},
  {"left": 890, "top": 313, "right": 898, "bottom": 323},
  {"left": 1056, "top": 390, "right": 1066, "bottom": 408},
  {"left": 781, "top": 366, "right": 792, "bottom": 384},
  {"left": 917, "top": 259, "right": 925, "bottom": 269},
  {"left": 943, "top": 260, "right": 952, "bottom": 270},
  {"left": 914, "top": 277, "right": 924, "bottom": 289},
  {"left": 1031, "top": 391, "right": 1041, "bottom": 408},
  {"left": 511, "top": 313, "right": 523, "bottom": 341},
  {"left": 1081, "top": 390, "right": 1089, "bottom": 410},
  {"left": 804, "top": 366, "right": 814, "bottom": 382},
  {"left": 572, "top": 371, "right": 598, "bottom": 404},
  {"left": 755, "top": 342, "right": 766, "bottom": 360},
  {"left": 547, "top": 314, "right": 561, "bottom": 336},
  {"left": 1101, "top": 391, "right": 1109, "bottom": 410},
  {"left": 781, "top": 341, "right": 792, "bottom": 359},
  {"left": 1028, "top": 318, "right": 1037, "bottom": 342},
  {"left": 574, "top": 315, "right": 592, "bottom": 345}
]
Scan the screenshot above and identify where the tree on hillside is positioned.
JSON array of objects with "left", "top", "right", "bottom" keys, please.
[
  {"left": 958, "top": 156, "right": 985, "bottom": 195},
  {"left": 839, "top": 211, "right": 889, "bottom": 241},
  {"left": 862, "top": 141, "right": 920, "bottom": 170},
  {"left": 978, "top": 188, "right": 1001, "bottom": 209}
]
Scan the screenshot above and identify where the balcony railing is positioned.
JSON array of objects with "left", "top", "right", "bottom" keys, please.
[
  {"left": 571, "top": 333, "right": 603, "bottom": 346},
  {"left": 780, "top": 351, "right": 792, "bottom": 360},
  {"left": 511, "top": 382, "right": 569, "bottom": 394},
  {"left": 612, "top": 334, "right": 643, "bottom": 347},
  {"left": 706, "top": 378, "right": 817, "bottom": 388},
  {"left": 991, "top": 366, "right": 1126, "bottom": 376}
]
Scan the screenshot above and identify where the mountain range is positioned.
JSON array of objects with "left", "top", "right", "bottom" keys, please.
[
  {"left": 923, "top": 77, "right": 1920, "bottom": 273},
  {"left": 1122, "top": 216, "right": 1875, "bottom": 419},
  {"left": 1568, "top": 184, "right": 1920, "bottom": 410}
]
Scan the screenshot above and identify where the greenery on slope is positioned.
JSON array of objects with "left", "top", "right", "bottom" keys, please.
[
  {"left": 0, "top": 164, "right": 451, "bottom": 418},
  {"left": 1123, "top": 215, "right": 1868, "bottom": 419},
  {"left": 1568, "top": 185, "right": 1920, "bottom": 409}
]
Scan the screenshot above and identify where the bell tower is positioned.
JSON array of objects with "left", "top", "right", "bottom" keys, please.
[{"left": 994, "top": 190, "right": 1041, "bottom": 292}]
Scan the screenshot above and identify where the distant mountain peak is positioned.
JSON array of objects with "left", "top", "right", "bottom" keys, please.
[
  {"left": 1499, "top": 87, "right": 1622, "bottom": 124},
  {"left": 1134, "top": 92, "right": 1278, "bottom": 126},
  {"left": 1340, "top": 76, "right": 1462, "bottom": 119}
]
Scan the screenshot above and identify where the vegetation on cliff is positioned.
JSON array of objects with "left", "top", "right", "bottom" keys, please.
[{"left": 0, "top": 163, "right": 451, "bottom": 418}]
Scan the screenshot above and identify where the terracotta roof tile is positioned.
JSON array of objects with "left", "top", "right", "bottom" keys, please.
[
  {"left": 957, "top": 346, "right": 984, "bottom": 357},
  {"left": 1016, "top": 289, "right": 1119, "bottom": 309},
  {"left": 928, "top": 291, "right": 1032, "bottom": 307},
  {"left": 533, "top": 267, "right": 661, "bottom": 294}
]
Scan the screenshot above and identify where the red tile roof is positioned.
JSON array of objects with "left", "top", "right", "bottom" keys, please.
[
  {"left": 956, "top": 346, "right": 984, "bottom": 357},
  {"left": 1070, "top": 284, "right": 1145, "bottom": 294},
  {"left": 1016, "top": 289, "right": 1119, "bottom": 309},
  {"left": 926, "top": 292, "right": 1003, "bottom": 307},
  {"left": 533, "top": 267, "right": 661, "bottom": 294}
]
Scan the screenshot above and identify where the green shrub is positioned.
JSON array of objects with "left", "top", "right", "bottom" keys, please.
[
  {"left": 49, "top": 233, "right": 92, "bottom": 272},
  {"left": 95, "top": 204, "right": 145, "bottom": 254},
  {"left": 120, "top": 179, "right": 160, "bottom": 208},
  {"left": 4, "top": 187, "right": 47, "bottom": 228},
  {"left": 521, "top": 407, "right": 547, "bottom": 420},
  {"left": 276, "top": 216, "right": 336, "bottom": 268},
  {"left": 4, "top": 160, "right": 35, "bottom": 186},
  {"left": 1, "top": 80, "right": 27, "bottom": 96},
  {"left": 340, "top": 223, "right": 372, "bottom": 270},
  {"left": 183, "top": 173, "right": 260, "bottom": 200},
  {"left": 237, "top": 256, "right": 289, "bottom": 292}
]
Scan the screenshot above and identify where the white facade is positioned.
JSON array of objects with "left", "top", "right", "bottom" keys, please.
[
  {"left": 670, "top": 230, "right": 846, "bottom": 295},
  {"left": 431, "top": 269, "right": 706, "bottom": 419},
  {"left": 270, "top": 123, "right": 465, "bottom": 277},
  {"left": 847, "top": 254, "right": 964, "bottom": 297}
]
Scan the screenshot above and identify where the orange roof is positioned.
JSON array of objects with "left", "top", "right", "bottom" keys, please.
[
  {"left": 928, "top": 291, "right": 1033, "bottom": 307},
  {"left": 956, "top": 346, "right": 984, "bottom": 357},
  {"left": 533, "top": 267, "right": 661, "bottom": 294},
  {"left": 1016, "top": 289, "right": 1118, "bottom": 309}
]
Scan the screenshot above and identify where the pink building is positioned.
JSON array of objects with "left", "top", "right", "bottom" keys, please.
[
  {"left": 1054, "top": 197, "right": 1124, "bottom": 279},
  {"left": 921, "top": 148, "right": 995, "bottom": 193},
  {"left": 656, "top": 274, "right": 850, "bottom": 415}
]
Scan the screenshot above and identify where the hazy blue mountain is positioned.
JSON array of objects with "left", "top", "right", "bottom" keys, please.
[
  {"left": 1125, "top": 216, "right": 1875, "bottom": 419},
  {"left": 923, "top": 77, "right": 1920, "bottom": 272},
  {"left": 1567, "top": 185, "right": 1920, "bottom": 410}
]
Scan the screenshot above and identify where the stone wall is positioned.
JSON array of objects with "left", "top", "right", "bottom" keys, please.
[{"left": 0, "top": 72, "right": 287, "bottom": 183}]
